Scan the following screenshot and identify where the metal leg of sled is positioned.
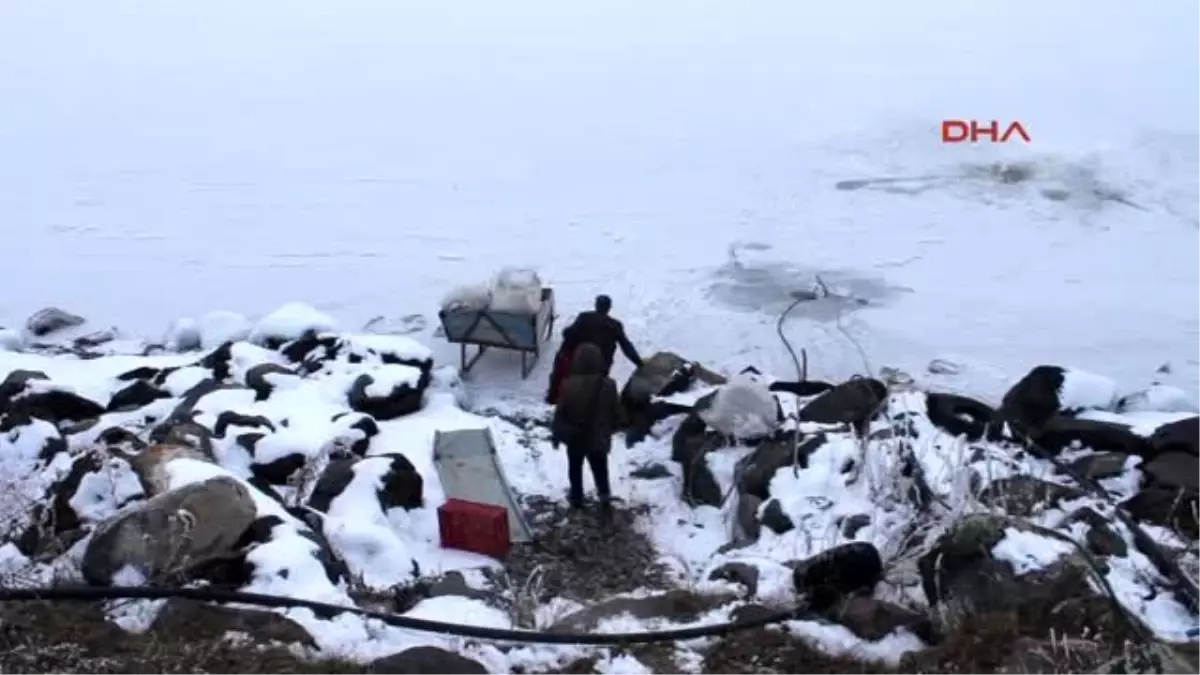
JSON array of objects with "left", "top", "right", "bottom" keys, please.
[
  {"left": 519, "top": 349, "right": 540, "bottom": 380},
  {"left": 460, "top": 343, "right": 489, "bottom": 378}
]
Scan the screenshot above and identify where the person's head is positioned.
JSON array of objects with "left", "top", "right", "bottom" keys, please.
[{"left": 594, "top": 294, "right": 612, "bottom": 315}]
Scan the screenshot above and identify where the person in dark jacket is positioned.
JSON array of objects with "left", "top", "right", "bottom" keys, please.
[
  {"left": 551, "top": 342, "right": 624, "bottom": 514},
  {"left": 566, "top": 295, "right": 643, "bottom": 371},
  {"left": 545, "top": 294, "right": 644, "bottom": 404}
]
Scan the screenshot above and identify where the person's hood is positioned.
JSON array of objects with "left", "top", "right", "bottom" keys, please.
[{"left": 570, "top": 342, "right": 606, "bottom": 376}]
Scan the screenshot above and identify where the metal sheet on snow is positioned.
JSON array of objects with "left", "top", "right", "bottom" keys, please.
[{"left": 433, "top": 427, "right": 533, "bottom": 543}]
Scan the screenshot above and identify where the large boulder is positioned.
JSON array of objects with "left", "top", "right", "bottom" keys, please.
[
  {"left": 997, "top": 365, "right": 1116, "bottom": 437},
  {"left": 760, "top": 498, "right": 795, "bottom": 534},
  {"left": 1146, "top": 416, "right": 1198, "bottom": 459},
  {"left": 147, "top": 419, "right": 216, "bottom": 458},
  {"left": 106, "top": 380, "right": 172, "bottom": 412},
  {"left": 212, "top": 411, "right": 276, "bottom": 438},
  {"left": 244, "top": 363, "right": 300, "bottom": 401},
  {"left": 925, "top": 392, "right": 995, "bottom": 441},
  {"left": 621, "top": 351, "right": 693, "bottom": 409},
  {"left": 306, "top": 457, "right": 357, "bottom": 513},
  {"left": 695, "top": 373, "right": 780, "bottom": 440},
  {"left": 1124, "top": 451, "right": 1199, "bottom": 537},
  {"left": 734, "top": 493, "right": 763, "bottom": 541},
  {"left": 1069, "top": 452, "right": 1132, "bottom": 480},
  {"left": 346, "top": 366, "right": 430, "bottom": 420},
  {"left": 371, "top": 453, "right": 425, "bottom": 511},
  {"left": 1123, "top": 486, "right": 1199, "bottom": 538},
  {"left": 82, "top": 476, "right": 257, "bottom": 586},
  {"left": 330, "top": 411, "right": 380, "bottom": 456},
  {"left": 790, "top": 542, "right": 883, "bottom": 610},
  {"left": 1034, "top": 415, "right": 1149, "bottom": 456},
  {"left": 670, "top": 414, "right": 725, "bottom": 507},
  {"left": 194, "top": 509, "right": 349, "bottom": 590},
  {"left": 249, "top": 450, "right": 308, "bottom": 487},
  {"left": 176, "top": 377, "right": 253, "bottom": 415},
  {"left": 797, "top": 378, "right": 887, "bottom": 433},
  {"left": 306, "top": 453, "right": 423, "bottom": 513},
  {"left": 278, "top": 331, "right": 343, "bottom": 373},
  {"left": 708, "top": 562, "right": 761, "bottom": 598},
  {"left": 278, "top": 331, "right": 434, "bottom": 376},
  {"left": 196, "top": 310, "right": 252, "bottom": 349},
  {"left": 820, "top": 596, "right": 934, "bottom": 642},
  {"left": 163, "top": 317, "right": 203, "bottom": 352},
  {"left": 248, "top": 302, "right": 339, "bottom": 349},
  {"left": 0, "top": 369, "right": 50, "bottom": 409},
  {"left": 1141, "top": 452, "right": 1199, "bottom": 493},
  {"left": 917, "top": 514, "right": 1111, "bottom": 632},
  {"left": 8, "top": 388, "right": 106, "bottom": 426},
  {"left": 368, "top": 646, "right": 488, "bottom": 674},
  {"left": 16, "top": 452, "right": 131, "bottom": 558},
  {"left": 25, "top": 307, "right": 86, "bottom": 337},
  {"left": 0, "top": 413, "right": 66, "bottom": 464},
  {"left": 126, "top": 443, "right": 214, "bottom": 496},
  {"left": 149, "top": 598, "right": 315, "bottom": 648},
  {"left": 195, "top": 341, "right": 235, "bottom": 381},
  {"left": 620, "top": 351, "right": 700, "bottom": 445},
  {"left": 624, "top": 399, "right": 694, "bottom": 447},
  {"left": 736, "top": 432, "right": 826, "bottom": 500},
  {"left": 1, "top": 371, "right": 105, "bottom": 425}
]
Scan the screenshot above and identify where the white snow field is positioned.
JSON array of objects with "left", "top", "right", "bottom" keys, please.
[{"left": 1, "top": 0, "right": 1198, "bottom": 671}]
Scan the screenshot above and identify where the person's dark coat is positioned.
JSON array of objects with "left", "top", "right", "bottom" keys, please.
[
  {"left": 544, "top": 341, "right": 575, "bottom": 405},
  {"left": 562, "top": 311, "right": 642, "bottom": 373},
  {"left": 551, "top": 342, "right": 624, "bottom": 454}
]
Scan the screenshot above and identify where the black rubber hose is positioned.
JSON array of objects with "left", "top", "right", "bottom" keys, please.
[{"left": 0, "top": 585, "right": 811, "bottom": 646}]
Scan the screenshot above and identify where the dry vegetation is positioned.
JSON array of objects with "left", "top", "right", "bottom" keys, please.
[{"left": 0, "top": 600, "right": 364, "bottom": 674}]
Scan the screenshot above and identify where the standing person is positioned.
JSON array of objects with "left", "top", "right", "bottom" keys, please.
[
  {"left": 550, "top": 342, "right": 624, "bottom": 517},
  {"left": 544, "top": 294, "right": 643, "bottom": 404}
]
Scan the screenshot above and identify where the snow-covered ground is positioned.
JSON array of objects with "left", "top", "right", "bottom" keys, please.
[
  {"left": 0, "top": 0, "right": 1197, "bottom": 671},
  {"left": 1, "top": 304, "right": 1196, "bottom": 671}
]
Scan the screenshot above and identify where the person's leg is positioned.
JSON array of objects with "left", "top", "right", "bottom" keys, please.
[
  {"left": 566, "top": 444, "right": 586, "bottom": 508},
  {"left": 586, "top": 450, "right": 612, "bottom": 512}
]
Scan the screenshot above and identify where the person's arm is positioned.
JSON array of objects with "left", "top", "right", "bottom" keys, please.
[
  {"left": 551, "top": 392, "right": 569, "bottom": 448},
  {"left": 561, "top": 322, "right": 578, "bottom": 347},
  {"left": 615, "top": 322, "right": 643, "bottom": 368}
]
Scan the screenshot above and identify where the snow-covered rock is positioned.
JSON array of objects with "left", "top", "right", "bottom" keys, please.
[
  {"left": 248, "top": 302, "right": 338, "bottom": 347},
  {"left": 198, "top": 310, "right": 252, "bottom": 348},
  {"left": 164, "top": 317, "right": 202, "bottom": 352}
]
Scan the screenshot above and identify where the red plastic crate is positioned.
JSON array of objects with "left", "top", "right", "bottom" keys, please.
[{"left": 437, "top": 498, "right": 511, "bottom": 558}]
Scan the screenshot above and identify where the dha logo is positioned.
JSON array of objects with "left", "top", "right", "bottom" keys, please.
[{"left": 941, "top": 120, "right": 1031, "bottom": 143}]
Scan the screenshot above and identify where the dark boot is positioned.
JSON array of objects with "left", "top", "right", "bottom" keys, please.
[{"left": 587, "top": 450, "right": 613, "bottom": 524}]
